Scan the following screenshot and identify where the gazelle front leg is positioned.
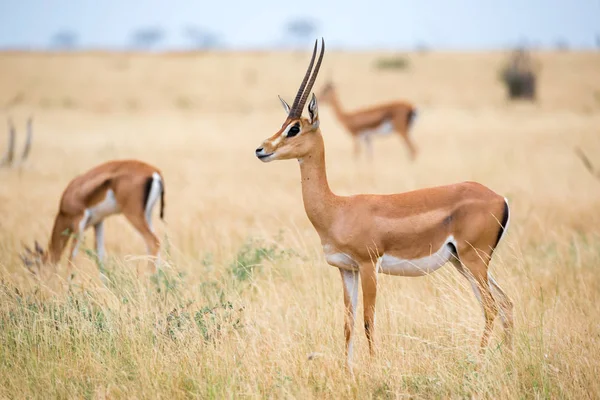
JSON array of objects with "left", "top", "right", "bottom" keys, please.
[
  {"left": 67, "top": 210, "right": 90, "bottom": 280},
  {"left": 340, "top": 268, "right": 359, "bottom": 372},
  {"left": 359, "top": 262, "right": 378, "bottom": 356},
  {"left": 94, "top": 221, "right": 105, "bottom": 262}
]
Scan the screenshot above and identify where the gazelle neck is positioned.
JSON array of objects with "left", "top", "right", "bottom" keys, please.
[
  {"left": 327, "top": 90, "right": 347, "bottom": 122},
  {"left": 298, "top": 132, "right": 337, "bottom": 233},
  {"left": 46, "top": 214, "right": 70, "bottom": 264}
]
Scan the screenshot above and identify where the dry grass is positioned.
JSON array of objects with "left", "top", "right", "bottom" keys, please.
[{"left": 1, "top": 50, "right": 600, "bottom": 399}]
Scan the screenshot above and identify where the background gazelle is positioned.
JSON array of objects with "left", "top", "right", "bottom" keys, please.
[
  {"left": 0, "top": 117, "right": 33, "bottom": 167},
  {"left": 318, "top": 82, "right": 418, "bottom": 161},
  {"left": 21, "top": 159, "right": 165, "bottom": 279},
  {"left": 255, "top": 39, "right": 513, "bottom": 371}
]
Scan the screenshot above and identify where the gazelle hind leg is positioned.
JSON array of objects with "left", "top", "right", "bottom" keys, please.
[
  {"left": 488, "top": 273, "right": 514, "bottom": 349},
  {"left": 397, "top": 129, "right": 417, "bottom": 160},
  {"left": 393, "top": 114, "right": 417, "bottom": 160},
  {"left": 123, "top": 213, "right": 160, "bottom": 275},
  {"left": 450, "top": 251, "right": 498, "bottom": 351}
]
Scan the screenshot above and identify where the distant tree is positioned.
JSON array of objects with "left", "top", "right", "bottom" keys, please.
[
  {"left": 415, "top": 42, "right": 430, "bottom": 54},
  {"left": 554, "top": 38, "right": 569, "bottom": 51},
  {"left": 130, "top": 27, "right": 165, "bottom": 50},
  {"left": 285, "top": 18, "right": 317, "bottom": 48},
  {"left": 499, "top": 48, "right": 539, "bottom": 101},
  {"left": 50, "top": 30, "right": 78, "bottom": 50},
  {"left": 183, "top": 26, "right": 221, "bottom": 49}
]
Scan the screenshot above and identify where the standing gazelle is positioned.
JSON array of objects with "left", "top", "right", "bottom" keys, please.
[
  {"left": 318, "top": 82, "right": 418, "bottom": 161},
  {"left": 21, "top": 160, "right": 165, "bottom": 278},
  {"left": 255, "top": 39, "right": 513, "bottom": 371}
]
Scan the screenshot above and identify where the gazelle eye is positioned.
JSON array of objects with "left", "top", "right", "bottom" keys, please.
[{"left": 287, "top": 123, "right": 300, "bottom": 137}]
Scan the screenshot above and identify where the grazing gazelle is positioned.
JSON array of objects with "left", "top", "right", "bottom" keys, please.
[
  {"left": 0, "top": 117, "right": 33, "bottom": 167},
  {"left": 21, "top": 160, "right": 165, "bottom": 278},
  {"left": 255, "top": 39, "right": 513, "bottom": 371},
  {"left": 317, "top": 81, "right": 418, "bottom": 161}
]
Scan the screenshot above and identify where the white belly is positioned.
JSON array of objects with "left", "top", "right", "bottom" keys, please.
[
  {"left": 360, "top": 119, "right": 394, "bottom": 138},
  {"left": 323, "top": 245, "right": 359, "bottom": 270},
  {"left": 379, "top": 236, "right": 456, "bottom": 277},
  {"left": 86, "top": 189, "right": 120, "bottom": 227}
]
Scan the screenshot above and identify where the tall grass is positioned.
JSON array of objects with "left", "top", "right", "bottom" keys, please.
[{"left": 1, "top": 50, "right": 600, "bottom": 398}]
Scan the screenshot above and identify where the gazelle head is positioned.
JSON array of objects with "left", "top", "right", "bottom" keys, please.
[
  {"left": 20, "top": 240, "right": 47, "bottom": 275},
  {"left": 255, "top": 39, "right": 325, "bottom": 162},
  {"left": 0, "top": 117, "right": 33, "bottom": 168},
  {"left": 317, "top": 81, "right": 336, "bottom": 104}
]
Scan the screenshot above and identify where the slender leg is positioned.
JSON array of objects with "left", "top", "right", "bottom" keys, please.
[
  {"left": 488, "top": 274, "right": 514, "bottom": 349},
  {"left": 359, "top": 262, "right": 378, "bottom": 357},
  {"left": 94, "top": 221, "right": 105, "bottom": 262},
  {"left": 451, "top": 251, "right": 498, "bottom": 351},
  {"left": 67, "top": 211, "right": 89, "bottom": 279},
  {"left": 122, "top": 212, "right": 160, "bottom": 275},
  {"left": 399, "top": 130, "right": 417, "bottom": 160},
  {"left": 363, "top": 136, "right": 373, "bottom": 162},
  {"left": 340, "top": 268, "right": 359, "bottom": 372},
  {"left": 352, "top": 136, "right": 361, "bottom": 159}
]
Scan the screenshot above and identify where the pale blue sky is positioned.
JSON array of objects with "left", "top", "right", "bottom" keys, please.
[{"left": 0, "top": 0, "right": 598, "bottom": 50}]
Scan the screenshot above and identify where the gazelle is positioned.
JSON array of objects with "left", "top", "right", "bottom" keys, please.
[
  {"left": 317, "top": 82, "right": 418, "bottom": 161},
  {"left": 21, "top": 160, "right": 165, "bottom": 279},
  {"left": 1, "top": 117, "right": 33, "bottom": 167},
  {"left": 255, "top": 39, "right": 513, "bottom": 371}
]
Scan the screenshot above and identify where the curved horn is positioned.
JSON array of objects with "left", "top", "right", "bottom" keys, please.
[
  {"left": 297, "top": 38, "right": 325, "bottom": 116},
  {"left": 289, "top": 40, "right": 318, "bottom": 118}
]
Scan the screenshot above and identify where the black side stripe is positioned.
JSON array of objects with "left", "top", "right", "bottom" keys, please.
[
  {"left": 142, "top": 176, "right": 154, "bottom": 212},
  {"left": 493, "top": 200, "right": 510, "bottom": 249}
]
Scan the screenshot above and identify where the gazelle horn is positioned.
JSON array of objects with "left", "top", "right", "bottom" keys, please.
[
  {"left": 289, "top": 39, "right": 325, "bottom": 118},
  {"left": 297, "top": 38, "right": 325, "bottom": 115}
]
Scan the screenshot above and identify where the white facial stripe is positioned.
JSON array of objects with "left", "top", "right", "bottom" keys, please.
[{"left": 271, "top": 135, "right": 282, "bottom": 147}]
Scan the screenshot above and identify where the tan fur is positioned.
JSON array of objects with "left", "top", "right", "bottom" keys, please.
[
  {"left": 318, "top": 83, "right": 417, "bottom": 160},
  {"left": 27, "top": 159, "right": 164, "bottom": 278},
  {"left": 256, "top": 43, "right": 513, "bottom": 371}
]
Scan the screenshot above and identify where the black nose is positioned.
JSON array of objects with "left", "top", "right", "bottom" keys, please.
[{"left": 255, "top": 147, "right": 264, "bottom": 154}]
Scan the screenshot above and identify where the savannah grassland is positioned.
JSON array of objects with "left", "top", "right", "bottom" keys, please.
[{"left": 0, "top": 50, "right": 599, "bottom": 399}]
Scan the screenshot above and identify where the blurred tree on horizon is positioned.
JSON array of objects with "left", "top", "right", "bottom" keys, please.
[
  {"left": 284, "top": 18, "right": 318, "bottom": 49},
  {"left": 183, "top": 26, "right": 221, "bottom": 50},
  {"left": 130, "top": 27, "right": 165, "bottom": 50},
  {"left": 50, "top": 30, "right": 78, "bottom": 50}
]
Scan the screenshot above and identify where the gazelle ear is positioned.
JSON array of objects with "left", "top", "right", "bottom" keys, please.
[
  {"left": 278, "top": 96, "right": 291, "bottom": 114},
  {"left": 308, "top": 93, "right": 319, "bottom": 128}
]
